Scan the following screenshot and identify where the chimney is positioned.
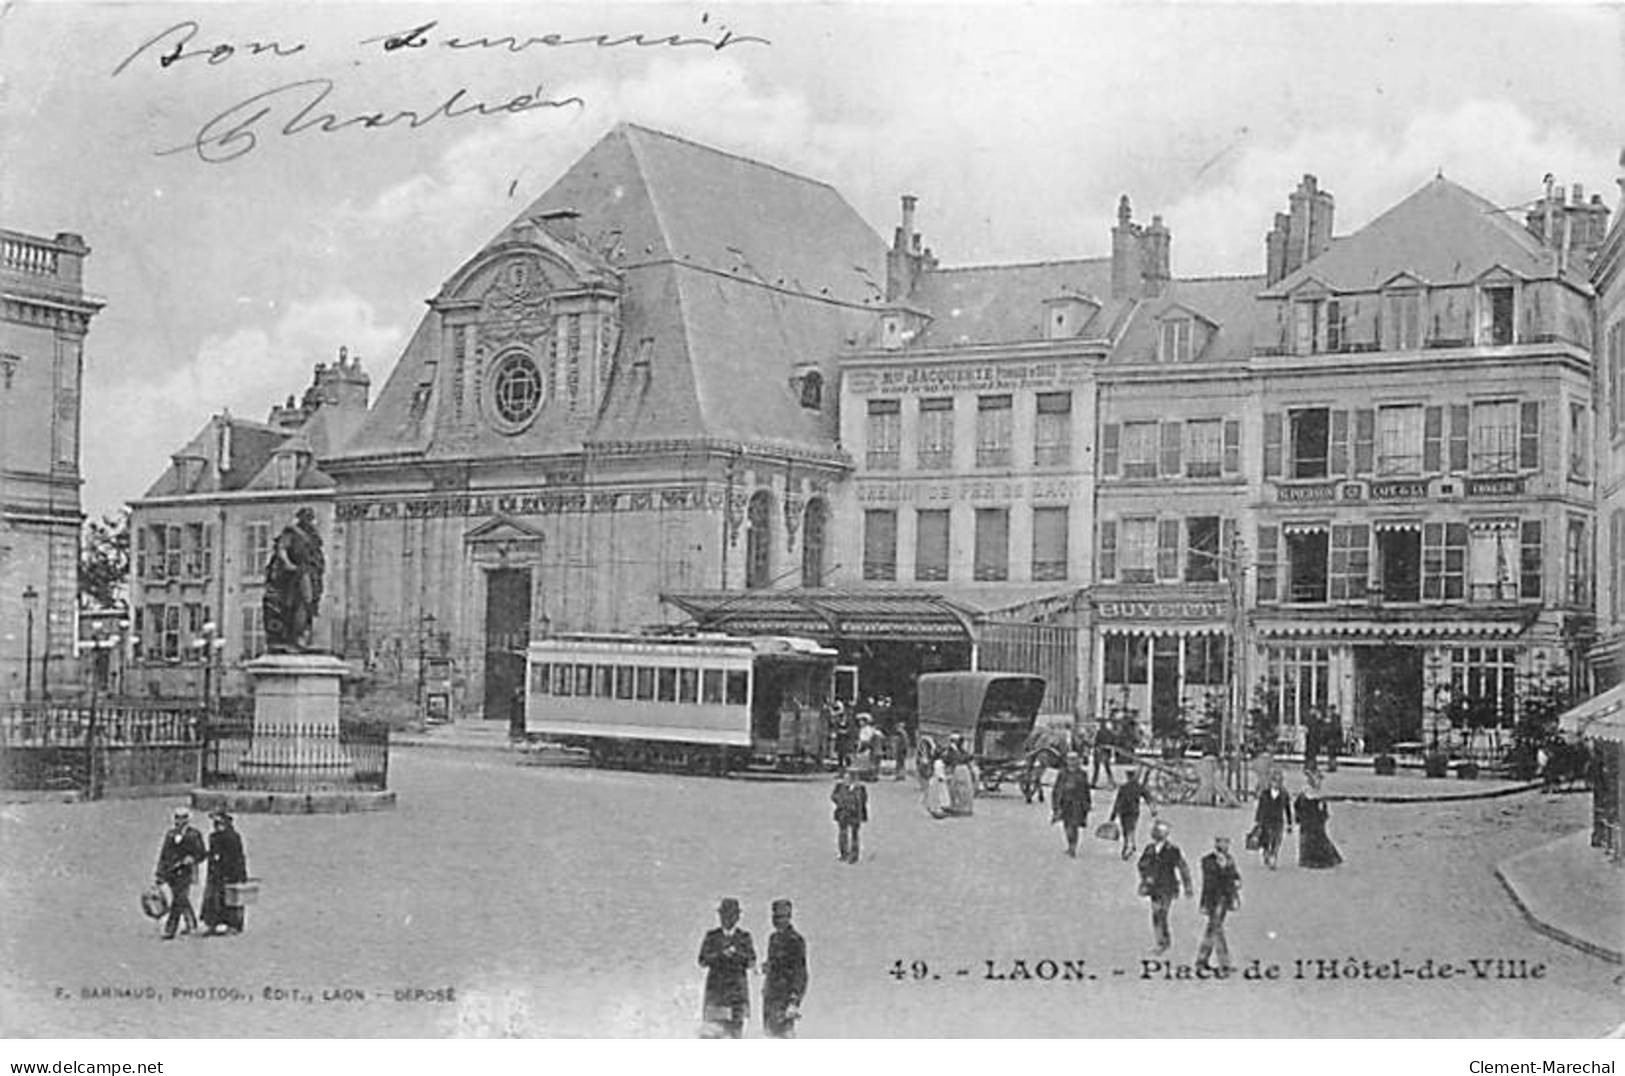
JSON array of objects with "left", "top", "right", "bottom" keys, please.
[
  {"left": 1265, "top": 212, "right": 1290, "bottom": 286},
  {"left": 1143, "top": 215, "right": 1171, "bottom": 297},
  {"left": 886, "top": 194, "right": 928, "bottom": 302},
  {"left": 215, "top": 411, "right": 233, "bottom": 475},
  {"left": 537, "top": 207, "right": 581, "bottom": 244},
  {"left": 1110, "top": 195, "right": 1144, "bottom": 299}
]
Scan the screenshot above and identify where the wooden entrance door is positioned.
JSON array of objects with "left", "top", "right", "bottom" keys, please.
[{"left": 483, "top": 569, "right": 531, "bottom": 735}]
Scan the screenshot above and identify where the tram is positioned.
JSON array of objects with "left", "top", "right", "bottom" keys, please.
[{"left": 525, "top": 632, "right": 839, "bottom": 773}]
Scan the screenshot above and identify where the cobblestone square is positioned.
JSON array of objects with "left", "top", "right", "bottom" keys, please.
[{"left": 2, "top": 753, "right": 1619, "bottom": 1037}]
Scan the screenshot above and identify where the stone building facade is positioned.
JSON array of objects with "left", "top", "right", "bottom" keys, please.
[
  {"left": 1592, "top": 159, "right": 1625, "bottom": 691},
  {"left": 126, "top": 352, "right": 370, "bottom": 697},
  {"left": 1, "top": 228, "right": 102, "bottom": 699},
  {"left": 322, "top": 125, "right": 880, "bottom": 729}
]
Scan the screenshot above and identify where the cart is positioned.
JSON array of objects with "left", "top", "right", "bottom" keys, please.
[{"left": 914, "top": 672, "right": 1046, "bottom": 794}]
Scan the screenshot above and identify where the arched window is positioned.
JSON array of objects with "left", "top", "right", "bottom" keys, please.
[
  {"left": 799, "top": 370, "right": 824, "bottom": 410},
  {"left": 745, "top": 491, "right": 773, "bottom": 589},
  {"left": 801, "top": 499, "right": 828, "bottom": 588}
]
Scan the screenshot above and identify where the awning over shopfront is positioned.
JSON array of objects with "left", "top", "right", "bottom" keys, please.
[
  {"left": 1559, "top": 682, "right": 1625, "bottom": 743},
  {"left": 1254, "top": 605, "right": 1538, "bottom": 641},
  {"left": 660, "top": 585, "right": 1084, "bottom": 642}
]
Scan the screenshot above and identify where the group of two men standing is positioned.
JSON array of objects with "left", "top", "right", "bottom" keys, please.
[{"left": 697, "top": 897, "right": 808, "bottom": 1038}]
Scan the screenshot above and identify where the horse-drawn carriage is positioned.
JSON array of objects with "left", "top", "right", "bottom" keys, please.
[{"left": 914, "top": 672, "right": 1047, "bottom": 794}]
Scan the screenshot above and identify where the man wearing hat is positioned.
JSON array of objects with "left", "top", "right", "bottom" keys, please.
[
  {"left": 697, "top": 898, "right": 756, "bottom": 1037},
  {"left": 1137, "top": 820, "right": 1193, "bottom": 954},
  {"left": 761, "top": 899, "right": 808, "bottom": 1038},
  {"left": 200, "top": 809, "right": 249, "bottom": 935},
  {"left": 1109, "top": 767, "right": 1154, "bottom": 860},
  {"left": 153, "top": 806, "right": 206, "bottom": 939},
  {"left": 1050, "top": 751, "right": 1093, "bottom": 856},
  {"left": 831, "top": 764, "right": 869, "bottom": 863}
]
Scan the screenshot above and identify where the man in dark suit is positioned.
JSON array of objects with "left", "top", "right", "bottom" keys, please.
[
  {"left": 1196, "top": 835, "right": 1242, "bottom": 971},
  {"left": 698, "top": 897, "right": 756, "bottom": 1037},
  {"left": 1137, "top": 820, "right": 1192, "bottom": 954},
  {"left": 832, "top": 766, "right": 869, "bottom": 864},
  {"left": 1252, "top": 769, "right": 1294, "bottom": 870},
  {"left": 153, "top": 806, "right": 206, "bottom": 940},
  {"left": 1110, "top": 768, "right": 1155, "bottom": 860},
  {"left": 1050, "top": 751, "right": 1093, "bottom": 857},
  {"left": 761, "top": 899, "right": 808, "bottom": 1038}
]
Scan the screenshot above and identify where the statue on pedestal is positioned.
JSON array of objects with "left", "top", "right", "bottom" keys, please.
[{"left": 263, "top": 507, "right": 325, "bottom": 653}]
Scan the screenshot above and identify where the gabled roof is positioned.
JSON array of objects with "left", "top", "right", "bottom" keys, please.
[
  {"left": 905, "top": 258, "right": 1125, "bottom": 347},
  {"left": 1107, "top": 275, "right": 1265, "bottom": 365},
  {"left": 1264, "top": 176, "right": 1573, "bottom": 297},
  {"left": 332, "top": 124, "right": 886, "bottom": 465},
  {"left": 139, "top": 417, "right": 290, "bottom": 498}
]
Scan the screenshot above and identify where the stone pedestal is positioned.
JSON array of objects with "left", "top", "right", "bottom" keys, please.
[{"left": 193, "top": 653, "right": 395, "bottom": 814}]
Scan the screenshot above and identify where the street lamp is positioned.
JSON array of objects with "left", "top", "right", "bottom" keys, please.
[
  {"left": 192, "top": 621, "right": 224, "bottom": 710},
  {"left": 21, "top": 585, "right": 37, "bottom": 702}
]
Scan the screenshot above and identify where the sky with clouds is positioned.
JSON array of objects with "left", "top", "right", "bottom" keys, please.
[{"left": 3, "top": 1, "right": 1622, "bottom": 519}]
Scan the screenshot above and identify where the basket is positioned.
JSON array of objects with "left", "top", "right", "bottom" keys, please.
[{"left": 224, "top": 880, "right": 261, "bottom": 908}]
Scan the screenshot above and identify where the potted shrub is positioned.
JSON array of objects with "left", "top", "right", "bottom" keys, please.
[
  {"left": 1423, "top": 750, "right": 1450, "bottom": 778},
  {"left": 1456, "top": 760, "right": 1480, "bottom": 780},
  {"left": 1364, "top": 703, "right": 1398, "bottom": 776}
]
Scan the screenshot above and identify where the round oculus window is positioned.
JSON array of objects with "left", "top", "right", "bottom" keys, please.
[{"left": 489, "top": 352, "right": 543, "bottom": 429}]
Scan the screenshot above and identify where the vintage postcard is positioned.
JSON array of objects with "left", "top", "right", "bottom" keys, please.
[{"left": 1, "top": 0, "right": 1622, "bottom": 1044}]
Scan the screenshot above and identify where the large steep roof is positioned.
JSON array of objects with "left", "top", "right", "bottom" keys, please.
[
  {"left": 906, "top": 258, "right": 1123, "bottom": 347},
  {"left": 335, "top": 124, "right": 887, "bottom": 465},
  {"left": 1265, "top": 176, "right": 1575, "bottom": 296}
]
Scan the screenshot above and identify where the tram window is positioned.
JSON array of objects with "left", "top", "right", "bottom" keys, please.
[
  {"left": 678, "top": 668, "right": 699, "bottom": 703},
  {"left": 532, "top": 664, "right": 551, "bottom": 695},
  {"left": 595, "top": 665, "right": 614, "bottom": 698},
  {"left": 702, "top": 669, "right": 725, "bottom": 704},
  {"left": 657, "top": 668, "right": 678, "bottom": 702},
  {"left": 635, "top": 666, "right": 655, "bottom": 700},
  {"left": 553, "top": 664, "right": 572, "bottom": 697},
  {"left": 575, "top": 664, "right": 593, "bottom": 695},
  {"left": 615, "top": 665, "right": 635, "bottom": 699},
  {"left": 726, "top": 670, "right": 749, "bottom": 705}
]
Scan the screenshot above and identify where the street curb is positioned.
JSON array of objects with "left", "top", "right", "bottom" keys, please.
[
  {"left": 1325, "top": 780, "right": 1544, "bottom": 805},
  {"left": 1494, "top": 859, "right": 1624, "bottom": 965}
]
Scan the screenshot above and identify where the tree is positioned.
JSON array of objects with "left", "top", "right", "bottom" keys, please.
[{"left": 79, "top": 511, "right": 129, "bottom": 610}]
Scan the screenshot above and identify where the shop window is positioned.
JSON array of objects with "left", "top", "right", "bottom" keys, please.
[
  {"left": 1447, "top": 647, "right": 1519, "bottom": 726},
  {"left": 1184, "top": 635, "right": 1228, "bottom": 685},
  {"left": 1262, "top": 645, "right": 1331, "bottom": 728},
  {"left": 1286, "top": 529, "right": 1329, "bottom": 603},
  {"left": 1103, "top": 635, "right": 1150, "bottom": 685}
]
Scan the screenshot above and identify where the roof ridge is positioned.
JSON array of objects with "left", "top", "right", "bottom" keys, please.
[
  {"left": 1175, "top": 273, "right": 1267, "bottom": 283},
  {"left": 928, "top": 255, "right": 1111, "bottom": 274},
  {"left": 619, "top": 123, "right": 840, "bottom": 195}
]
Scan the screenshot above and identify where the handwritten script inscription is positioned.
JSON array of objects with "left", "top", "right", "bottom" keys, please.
[{"left": 113, "top": 15, "right": 771, "bottom": 164}]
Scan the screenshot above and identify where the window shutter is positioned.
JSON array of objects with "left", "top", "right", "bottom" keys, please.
[
  {"left": 1330, "top": 410, "right": 1350, "bottom": 476},
  {"left": 1157, "top": 519, "right": 1181, "bottom": 581},
  {"left": 1449, "top": 404, "right": 1469, "bottom": 472},
  {"left": 1263, "top": 413, "right": 1283, "bottom": 478},
  {"left": 136, "top": 527, "right": 148, "bottom": 580},
  {"left": 1519, "top": 401, "right": 1540, "bottom": 471},
  {"left": 1099, "top": 520, "right": 1118, "bottom": 581},
  {"left": 1423, "top": 406, "right": 1443, "bottom": 472},
  {"left": 1222, "top": 420, "right": 1241, "bottom": 475},
  {"left": 1354, "top": 409, "right": 1375, "bottom": 474},
  {"left": 1101, "top": 423, "right": 1120, "bottom": 477},
  {"left": 1520, "top": 520, "right": 1542, "bottom": 600},
  {"left": 1160, "top": 421, "right": 1183, "bottom": 477},
  {"left": 1423, "top": 522, "right": 1445, "bottom": 600},
  {"left": 202, "top": 523, "right": 214, "bottom": 578},
  {"left": 1220, "top": 517, "right": 1237, "bottom": 581},
  {"left": 1255, "top": 525, "right": 1278, "bottom": 602}
]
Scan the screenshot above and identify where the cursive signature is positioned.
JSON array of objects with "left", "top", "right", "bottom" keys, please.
[{"left": 155, "top": 78, "right": 585, "bottom": 164}]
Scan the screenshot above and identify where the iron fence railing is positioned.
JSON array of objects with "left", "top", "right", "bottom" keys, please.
[{"left": 200, "top": 717, "right": 389, "bottom": 792}]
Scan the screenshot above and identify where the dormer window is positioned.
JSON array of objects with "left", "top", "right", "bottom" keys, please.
[
  {"left": 1480, "top": 283, "right": 1516, "bottom": 346},
  {"left": 1383, "top": 289, "right": 1424, "bottom": 350},
  {"left": 1293, "top": 298, "right": 1341, "bottom": 355},
  {"left": 882, "top": 314, "right": 904, "bottom": 351},
  {"left": 274, "top": 452, "right": 298, "bottom": 489},
  {"left": 1043, "top": 295, "right": 1100, "bottom": 341},
  {"left": 1159, "top": 318, "right": 1193, "bottom": 362}
]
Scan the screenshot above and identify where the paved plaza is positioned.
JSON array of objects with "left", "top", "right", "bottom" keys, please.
[{"left": 1, "top": 751, "right": 1620, "bottom": 1038}]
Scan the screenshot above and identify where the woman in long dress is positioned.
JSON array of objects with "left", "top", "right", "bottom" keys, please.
[
  {"left": 1294, "top": 772, "right": 1342, "bottom": 869},
  {"left": 946, "top": 733, "right": 976, "bottom": 817},
  {"left": 925, "top": 758, "right": 951, "bottom": 818},
  {"left": 199, "top": 810, "right": 248, "bottom": 934}
]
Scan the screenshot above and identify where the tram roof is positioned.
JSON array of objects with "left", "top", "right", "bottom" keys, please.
[{"left": 531, "top": 632, "right": 836, "bottom": 658}]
